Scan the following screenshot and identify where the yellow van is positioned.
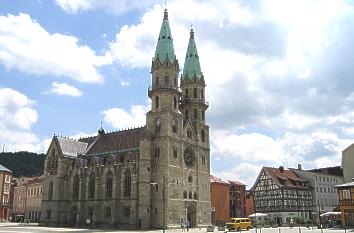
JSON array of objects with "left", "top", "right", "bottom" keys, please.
[{"left": 226, "top": 218, "right": 252, "bottom": 231}]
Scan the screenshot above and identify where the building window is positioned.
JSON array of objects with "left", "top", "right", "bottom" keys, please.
[
  {"left": 155, "top": 148, "right": 160, "bottom": 158},
  {"left": 106, "top": 175, "right": 113, "bottom": 198},
  {"left": 201, "top": 90, "right": 204, "bottom": 98},
  {"left": 124, "top": 207, "right": 130, "bottom": 218},
  {"left": 155, "top": 96, "right": 159, "bottom": 109},
  {"left": 174, "top": 77, "right": 177, "bottom": 86},
  {"left": 187, "top": 129, "right": 192, "bottom": 138},
  {"left": 193, "top": 88, "right": 197, "bottom": 98},
  {"left": 342, "top": 189, "right": 351, "bottom": 199},
  {"left": 194, "top": 109, "right": 198, "bottom": 120},
  {"left": 155, "top": 119, "right": 161, "bottom": 133},
  {"left": 156, "top": 77, "right": 160, "bottom": 87},
  {"left": 202, "top": 155, "right": 206, "bottom": 165},
  {"left": 88, "top": 174, "right": 95, "bottom": 199},
  {"left": 173, "top": 148, "right": 177, "bottom": 159},
  {"left": 124, "top": 169, "right": 132, "bottom": 197},
  {"left": 73, "top": 174, "right": 80, "bottom": 200},
  {"left": 183, "top": 191, "right": 187, "bottom": 199},
  {"left": 202, "top": 110, "right": 205, "bottom": 121},
  {"left": 189, "top": 191, "right": 193, "bottom": 199},
  {"left": 188, "top": 175, "right": 193, "bottom": 183},
  {"left": 105, "top": 206, "right": 111, "bottom": 218},
  {"left": 174, "top": 97, "right": 177, "bottom": 109},
  {"left": 201, "top": 129, "right": 205, "bottom": 142},
  {"left": 194, "top": 191, "right": 198, "bottom": 200},
  {"left": 172, "top": 120, "right": 177, "bottom": 133},
  {"left": 164, "top": 76, "right": 169, "bottom": 86},
  {"left": 185, "top": 89, "right": 189, "bottom": 97},
  {"left": 48, "top": 181, "right": 53, "bottom": 200},
  {"left": 185, "top": 109, "right": 189, "bottom": 119}
]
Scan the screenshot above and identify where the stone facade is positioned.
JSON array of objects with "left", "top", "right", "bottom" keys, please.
[
  {"left": 342, "top": 144, "right": 354, "bottom": 183},
  {"left": 40, "top": 9, "right": 211, "bottom": 229}
]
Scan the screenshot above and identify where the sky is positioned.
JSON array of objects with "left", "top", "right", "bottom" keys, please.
[{"left": 1, "top": 0, "right": 354, "bottom": 187}]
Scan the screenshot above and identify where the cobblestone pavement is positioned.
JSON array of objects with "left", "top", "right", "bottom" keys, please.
[{"left": 0, "top": 223, "right": 352, "bottom": 233}]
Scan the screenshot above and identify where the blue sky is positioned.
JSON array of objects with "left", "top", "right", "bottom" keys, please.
[{"left": 1, "top": 0, "right": 354, "bottom": 186}]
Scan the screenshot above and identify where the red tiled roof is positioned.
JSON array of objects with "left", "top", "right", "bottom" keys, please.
[
  {"left": 81, "top": 127, "right": 146, "bottom": 155},
  {"left": 264, "top": 167, "right": 309, "bottom": 188},
  {"left": 27, "top": 175, "right": 44, "bottom": 185},
  {"left": 228, "top": 180, "right": 246, "bottom": 186},
  {"left": 210, "top": 175, "right": 229, "bottom": 185}
]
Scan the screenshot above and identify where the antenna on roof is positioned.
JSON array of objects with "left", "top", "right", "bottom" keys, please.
[{"left": 165, "top": 0, "right": 167, "bottom": 9}]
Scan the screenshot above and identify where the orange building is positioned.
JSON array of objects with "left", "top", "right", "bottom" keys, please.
[
  {"left": 210, "top": 175, "right": 230, "bottom": 225},
  {"left": 245, "top": 191, "right": 254, "bottom": 217},
  {"left": 335, "top": 180, "right": 354, "bottom": 227}
]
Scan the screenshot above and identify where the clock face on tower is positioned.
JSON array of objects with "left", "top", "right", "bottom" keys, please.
[{"left": 184, "top": 149, "right": 195, "bottom": 167}]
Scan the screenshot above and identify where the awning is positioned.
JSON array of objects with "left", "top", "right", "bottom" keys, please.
[{"left": 320, "top": 212, "right": 341, "bottom": 217}]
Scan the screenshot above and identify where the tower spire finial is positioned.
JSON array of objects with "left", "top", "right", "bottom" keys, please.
[
  {"left": 190, "top": 23, "right": 194, "bottom": 39},
  {"left": 163, "top": 8, "right": 168, "bottom": 20}
]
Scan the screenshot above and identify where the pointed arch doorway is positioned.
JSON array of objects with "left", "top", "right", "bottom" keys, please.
[{"left": 185, "top": 201, "right": 197, "bottom": 228}]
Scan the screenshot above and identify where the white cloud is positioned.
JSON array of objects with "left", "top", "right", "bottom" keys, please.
[
  {"left": 55, "top": 0, "right": 160, "bottom": 15},
  {"left": 47, "top": 82, "right": 82, "bottom": 97},
  {"left": 0, "top": 87, "right": 40, "bottom": 152},
  {"left": 120, "top": 80, "right": 130, "bottom": 86},
  {"left": 102, "top": 105, "right": 148, "bottom": 129},
  {"left": 0, "top": 13, "right": 110, "bottom": 83}
]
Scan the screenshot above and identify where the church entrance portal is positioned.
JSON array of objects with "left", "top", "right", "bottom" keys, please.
[{"left": 186, "top": 202, "right": 197, "bottom": 228}]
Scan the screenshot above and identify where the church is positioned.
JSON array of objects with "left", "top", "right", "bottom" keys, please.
[{"left": 40, "top": 9, "right": 211, "bottom": 229}]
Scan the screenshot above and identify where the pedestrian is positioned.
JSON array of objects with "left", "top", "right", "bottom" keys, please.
[
  {"left": 186, "top": 219, "right": 190, "bottom": 231},
  {"left": 180, "top": 219, "right": 185, "bottom": 232}
]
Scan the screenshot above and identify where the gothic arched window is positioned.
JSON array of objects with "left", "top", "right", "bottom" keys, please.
[
  {"left": 189, "top": 191, "right": 193, "bottom": 199},
  {"left": 193, "top": 191, "right": 198, "bottom": 200},
  {"left": 48, "top": 181, "right": 53, "bottom": 200},
  {"left": 193, "top": 88, "right": 197, "bottom": 98},
  {"left": 88, "top": 174, "right": 95, "bottom": 199},
  {"left": 201, "top": 129, "right": 206, "bottom": 142},
  {"left": 73, "top": 174, "right": 80, "bottom": 200},
  {"left": 183, "top": 190, "right": 187, "bottom": 199},
  {"left": 202, "top": 110, "right": 205, "bottom": 121},
  {"left": 124, "top": 169, "right": 132, "bottom": 197},
  {"left": 106, "top": 172, "right": 113, "bottom": 198}
]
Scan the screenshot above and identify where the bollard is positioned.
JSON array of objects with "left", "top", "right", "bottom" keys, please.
[
  {"left": 298, "top": 227, "right": 301, "bottom": 233},
  {"left": 279, "top": 227, "right": 281, "bottom": 233}
]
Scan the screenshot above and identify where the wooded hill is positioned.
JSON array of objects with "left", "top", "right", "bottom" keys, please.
[{"left": 0, "top": 151, "right": 45, "bottom": 177}]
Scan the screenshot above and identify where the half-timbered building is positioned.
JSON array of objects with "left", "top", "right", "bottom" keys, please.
[{"left": 252, "top": 166, "right": 313, "bottom": 225}]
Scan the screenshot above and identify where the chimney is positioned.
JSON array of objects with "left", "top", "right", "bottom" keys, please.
[
  {"left": 279, "top": 166, "right": 284, "bottom": 173},
  {"left": 298, "top": 164, "right": 302, "bottom": 170}
]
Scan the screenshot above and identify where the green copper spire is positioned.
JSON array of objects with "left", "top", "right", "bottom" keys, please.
[
  {"left": 183, "top": 28, "right": 202, "bottom": 80},
  {"left": 154, "top": 9, "right": 175, "bottom": 63}
]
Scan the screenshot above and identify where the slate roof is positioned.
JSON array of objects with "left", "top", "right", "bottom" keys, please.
[
  {"left": 56, "top": 137, "right": 88, "bottom": 157},
  {"left": 0, "top": 164, "right": 11, "bottom": 173},
  {"left": 264, "top": 167, "right": 309, "bottom": 188}
]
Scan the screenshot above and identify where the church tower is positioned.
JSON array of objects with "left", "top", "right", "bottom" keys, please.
[{"left": 146, "top": 9, "right": 211, "bottom": 228}]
